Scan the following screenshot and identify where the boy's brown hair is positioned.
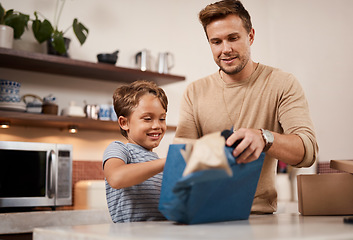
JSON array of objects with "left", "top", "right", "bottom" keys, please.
[
  {"left": 113, "top": 80, "right": 168, "bottom": 138},
  {"left": 199, "top": 0, "right": 252, "bottom": 37}
]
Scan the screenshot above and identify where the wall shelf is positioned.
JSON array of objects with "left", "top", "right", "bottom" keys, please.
[
  {"left": 0, "top": 47, "right": 185, "bottom": 85},
  {"left": 0, "top": 48, "right": 183, "bottom": 133},
  {"left": 0, "top": 110, "right": 177, "bottom": 132}
]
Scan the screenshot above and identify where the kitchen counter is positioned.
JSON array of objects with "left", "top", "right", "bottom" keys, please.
[
  {"left": 0, "top": 208, "right": 111, "bottom": 235},
  {"left": 33, "top": 213, "right": 353, "bottom": 240}
]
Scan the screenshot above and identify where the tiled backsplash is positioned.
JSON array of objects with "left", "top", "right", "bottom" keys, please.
[
  {"left": 70, "top": 161, "right": 104, "bottom": 208},
  {"left": 71, "top": 161, "right": 344, "bottom": 188},
  {"left": 68, "top": 161, "right": 344, "bottom": 208},
  {"left": 72, "top": 160, "right": 104, "bottom": 185},
  {"left": 63, "top": 160, "right": 347, "bottom": 211}
]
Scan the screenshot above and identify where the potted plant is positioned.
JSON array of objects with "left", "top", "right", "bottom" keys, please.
[
  {"left": 32, "top": 0, "right": 89, "bottom": 56},
  {"left": 0, "top": 3, "right": 29, "bottom": 48}
]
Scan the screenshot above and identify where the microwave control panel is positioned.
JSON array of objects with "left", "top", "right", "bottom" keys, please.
[{"left": 57, "top": 150, "right": 72, "bottom": 198}]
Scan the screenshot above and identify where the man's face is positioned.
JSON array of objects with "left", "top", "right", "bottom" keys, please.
[{"left": 206, "top": 14, "right": 254, "bottom": 76}]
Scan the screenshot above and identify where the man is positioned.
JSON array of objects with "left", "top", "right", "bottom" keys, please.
[{"left": 175, "top": 0, "right": 318, "bottom": 213}]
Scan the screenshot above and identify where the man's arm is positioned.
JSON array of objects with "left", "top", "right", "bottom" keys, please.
[
  {"left": 103, "top": 157, "right": 166, "bottom": 189},
  {"left": 226, "top": 128, "right": 305, "bottom": 165}
]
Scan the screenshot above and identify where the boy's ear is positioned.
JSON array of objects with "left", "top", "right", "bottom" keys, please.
[{"left": 118, "top": 116, "right": 129, "bottom": 131}]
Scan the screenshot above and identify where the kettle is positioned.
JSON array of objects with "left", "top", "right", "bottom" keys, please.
[
  {"left": 22, "top": 94, "right": 43, "bottom": 113},
  {"left": 135, "top": 49, "right": 150, "bottom": 71},
  {"left": 157, "top": 52, "right": 174, "bottom": 74},
  {"left": 84, "top": 104, "right": 100, "bottom": 120}
]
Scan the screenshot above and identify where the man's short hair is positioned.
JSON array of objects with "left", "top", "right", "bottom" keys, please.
[{"left": 199, "top": 0, "right": 252, "bottom": 35}]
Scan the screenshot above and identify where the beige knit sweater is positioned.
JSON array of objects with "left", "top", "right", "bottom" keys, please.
[{"left": 175, "top": 63, "right": 318, "bottom": 213}]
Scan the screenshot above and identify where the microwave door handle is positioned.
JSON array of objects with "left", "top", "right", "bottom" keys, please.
[{"left": 48, "top": 150, "right": 56, "bottom": 198}]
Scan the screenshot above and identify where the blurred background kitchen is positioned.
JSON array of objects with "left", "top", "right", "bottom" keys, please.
[{"left": 1, "top": 0, "right": 353, "bottom": 203}]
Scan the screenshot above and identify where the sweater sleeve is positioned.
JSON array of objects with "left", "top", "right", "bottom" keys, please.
[{"left": 277, "top": 73, "right": 318, "bottom": 167}]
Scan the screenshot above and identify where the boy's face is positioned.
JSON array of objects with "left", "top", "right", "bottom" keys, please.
[{"left": 119, "top": 93, "right": 167, "bottom": 151}]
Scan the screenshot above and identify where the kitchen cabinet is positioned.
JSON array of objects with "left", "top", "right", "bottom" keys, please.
[
  {"left": 0, "top": 47, "right": 184, "bottom": 132},
  {"left": 0, "top": 233, "right": 32, "bottom": 240}
]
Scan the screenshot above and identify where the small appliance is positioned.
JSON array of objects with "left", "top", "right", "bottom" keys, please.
[{"left": 0, "top": 141, "right": 72, "bottom": 209}]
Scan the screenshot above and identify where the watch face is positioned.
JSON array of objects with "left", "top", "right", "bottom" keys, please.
[
  {"left": 264, "top": 130, "right": 274, "bottom": 143},
  {"left": 261, "top": 129, "right": 274, "bottom": 152}
]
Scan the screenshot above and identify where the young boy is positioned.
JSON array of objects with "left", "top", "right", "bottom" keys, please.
[{"left": 103, "top": 80, "right": 168, "bottom": 223}]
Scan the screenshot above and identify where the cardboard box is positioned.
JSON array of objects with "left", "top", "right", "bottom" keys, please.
[
  {"left": 297, "top": 160, "right": 353, "bottom": 216},
  {"left": 330, "top": 159, "right": 353, "bottom": 173}
]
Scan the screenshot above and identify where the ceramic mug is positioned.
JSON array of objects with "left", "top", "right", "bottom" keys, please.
[
  {"left": 99, "top": 104, "right": 111, "bottom": 121},
  {"left": 110, "top": 105, "right": 118, "bottom": 121}
]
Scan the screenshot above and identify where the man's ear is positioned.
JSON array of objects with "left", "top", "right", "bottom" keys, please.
[
  {"left": 249, "top": 28, "right": 255, "bottom": 45},
  {"left": 118, "top": 116, "right": 129, "bottom": 131}
]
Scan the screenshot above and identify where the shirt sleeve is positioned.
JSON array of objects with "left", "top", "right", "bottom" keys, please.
[
  {"left": 102, "top": 141, "right": 130, "bottom": 169},
  {"left": 175, "top": 83, "right": 201, "bottom": 141}
]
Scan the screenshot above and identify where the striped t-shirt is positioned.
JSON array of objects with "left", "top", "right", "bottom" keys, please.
[{"left": 103, "top": 141, "right": 166, "bottom": 223}]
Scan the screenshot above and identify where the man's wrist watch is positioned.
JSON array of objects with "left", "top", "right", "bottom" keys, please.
[{"left": 260, "top": 129, "right": 274, "bottom": 152}]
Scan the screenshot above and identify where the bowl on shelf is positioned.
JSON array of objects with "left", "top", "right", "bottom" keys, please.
[
  {"left": 0, "top": 79, "right": 21, "bottom": 103},
  {"left": 97, "top": 50, "right": 119, "bottom": 65},
  {"left": 0, "top": 79, "right": 26, "bottom": 111}
]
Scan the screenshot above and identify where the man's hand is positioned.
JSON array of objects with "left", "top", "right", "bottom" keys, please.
[
  {"left": 225, "top": 128, "right": 265, "bottom": 164},
  {"left": 226, "top": 128, "right": 307, "bottom": 166}
]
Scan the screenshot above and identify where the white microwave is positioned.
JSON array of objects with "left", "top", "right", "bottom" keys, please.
[{"left": 0, "top": 141, "right": 72, "bottom": 209}]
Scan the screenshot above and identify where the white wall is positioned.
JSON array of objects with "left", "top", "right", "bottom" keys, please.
[
  {"left": 1, "top": 0, "right": 353, "bottom": 163},
  {"left": 258, "top": 0, "right": 353, "bottom": 162}
]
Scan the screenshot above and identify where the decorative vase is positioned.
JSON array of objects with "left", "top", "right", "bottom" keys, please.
[
  {"left": 47, "top": 37, "right": 71, "bottom": 57},
  {"left": 0, "top": 25, "right": 14, "bottom": 49}
]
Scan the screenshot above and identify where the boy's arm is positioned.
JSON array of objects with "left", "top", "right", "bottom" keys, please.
[{"left": 103, "top": 157, "right": 166, "bottom": 189}]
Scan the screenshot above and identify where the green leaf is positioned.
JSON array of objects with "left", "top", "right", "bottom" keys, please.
[
  {"left": 3, "top": 9, "right": 13, "bottom": 24},
  {"left": 72, "top": 18, "right": 88, "bottom": 45},
  {"left": 4, "top": 12, "right": 29, "bottom": 39},
  {"left": 51, "top": 31, "right": 66, "bottom": 54},
  {"left": 32, "top": 14, "right": 53, "bottom": 43},
  {"left": 0, "top": 4, "right": 5, "bottom": 24}
]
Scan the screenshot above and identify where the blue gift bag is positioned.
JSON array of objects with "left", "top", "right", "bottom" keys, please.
[{"left": 159, "top": 144, "right": 265, "bottom": 224}]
